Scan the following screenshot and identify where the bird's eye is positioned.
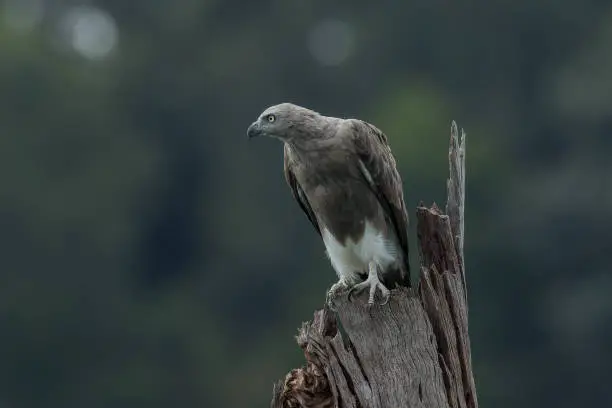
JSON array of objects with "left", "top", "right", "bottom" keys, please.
[{"left": 266, "top": 114, "right": 276, "bottom": 123}]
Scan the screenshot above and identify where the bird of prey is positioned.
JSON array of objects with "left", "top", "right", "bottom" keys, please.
[{"left": 248, "top": 103, "right": 410, "bottom": 305}]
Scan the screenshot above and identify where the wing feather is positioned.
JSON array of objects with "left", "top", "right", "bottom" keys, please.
[
  {"left": 347, "top": 119, "right": 411, "bottom": 284},
  {"left": 283, "top": 144, "right": 321, "bottom": 236}
]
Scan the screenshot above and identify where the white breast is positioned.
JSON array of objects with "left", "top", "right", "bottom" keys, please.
[{"left": 322, "top": 221, "right": 399, "bottom": 284}]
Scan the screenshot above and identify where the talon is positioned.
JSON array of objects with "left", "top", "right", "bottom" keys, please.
[
  {"left": 377, "top": 284, "right": 391, "bottom": 305},
  {"left": 347, "top": 286, "right": 359, "bottom": 302},
  {"left": 348, "top": 262, "right": 391, "bottom": 306},
  {"left": 347, "top": 280, "right": 369, "bottom": 303},
  {"left": 327, "top": 281, "right": 349, "bottom": 309},
  {"left": 366, "top": 281, "right": 390, "bottom": 305}
]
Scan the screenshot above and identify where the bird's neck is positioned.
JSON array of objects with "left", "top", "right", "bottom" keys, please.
[
  {"left": 287, "top": 136, "right": 328, "bottom": 151},
  {"left": 286, "top": 118, "right": 340, "bottom": 153}
]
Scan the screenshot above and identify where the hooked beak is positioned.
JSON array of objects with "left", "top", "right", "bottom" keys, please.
[{"left": 247, "top": 121, "right": 262, "bottom": 139}]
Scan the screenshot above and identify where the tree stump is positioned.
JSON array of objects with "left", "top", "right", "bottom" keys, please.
[{"left": 272, "top": 122, "right": 477, "bottom": 408}]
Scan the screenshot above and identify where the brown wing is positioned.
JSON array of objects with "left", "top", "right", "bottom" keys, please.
[
  {"left": 283, "top": 144, "right": 321, "bottom": 236},
  {"left": 347, "top": 119, "right": 411, "bottom": 284}
]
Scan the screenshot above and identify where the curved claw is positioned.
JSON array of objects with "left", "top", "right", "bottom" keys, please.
[
  {"left": 347, "top": 287, "right": 356, "bottom": 302},
  {"left": 378, "top": 290, "right": 390, "bottom": 306},
  {"left": 347, "top": 282, "right": 367, "bottom": 303}
]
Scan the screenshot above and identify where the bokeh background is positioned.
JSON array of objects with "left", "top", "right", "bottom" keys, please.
[{"left": 1, "top": 0, "right": 611, "bottom": 407}]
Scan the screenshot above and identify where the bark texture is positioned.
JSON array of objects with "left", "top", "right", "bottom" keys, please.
[{"left": 272, "top": 122, "right": 477, "bottom": 408}]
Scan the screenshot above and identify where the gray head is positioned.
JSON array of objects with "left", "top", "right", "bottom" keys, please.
[{"left": 247, "top": 103, "right": 326, "bottom": 142}]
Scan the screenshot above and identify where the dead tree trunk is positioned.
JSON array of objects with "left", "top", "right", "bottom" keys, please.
[{"left": 272, "top": 122, "right": 477, "bottom": 408}]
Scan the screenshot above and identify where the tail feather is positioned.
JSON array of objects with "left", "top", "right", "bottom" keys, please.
[{"left": 381, "top": 263, "right": 411, "bottom": 289}]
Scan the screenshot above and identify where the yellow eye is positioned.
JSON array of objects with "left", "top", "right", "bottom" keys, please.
[{"left": 266, "top": 114, "right": 276, "bottom": 123}]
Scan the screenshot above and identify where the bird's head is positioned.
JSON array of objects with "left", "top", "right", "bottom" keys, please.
[{"left": 247, "top": 103, "right": 324, "bottom": 142}]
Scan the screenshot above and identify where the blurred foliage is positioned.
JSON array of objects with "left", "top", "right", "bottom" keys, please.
[{"left": 0, "top": 0, "right": 611, "bottom": 407}]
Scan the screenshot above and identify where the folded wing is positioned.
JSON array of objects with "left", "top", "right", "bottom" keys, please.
[
  {"left": 346, "top": 119, "right": 411, "bottom": 284},
  {"left": 284, "top": 144, "right": 321, "bottom": 236}
]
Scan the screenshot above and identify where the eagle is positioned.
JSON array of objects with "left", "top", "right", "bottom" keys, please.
[{"left": 248, "top": 103, "right": 410, "bottom": 305}]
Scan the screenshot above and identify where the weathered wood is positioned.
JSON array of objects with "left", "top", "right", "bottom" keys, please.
[
  {"left": 446, "top": 121, "right": 467, "bottom": 301},
  {"left": 272, "top": 123, "right": 477, "bottom": 408}
]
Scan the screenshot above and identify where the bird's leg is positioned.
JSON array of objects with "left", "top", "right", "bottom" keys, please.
[{"left": 348, "top": 262, "right": 391, "bottom": 305}]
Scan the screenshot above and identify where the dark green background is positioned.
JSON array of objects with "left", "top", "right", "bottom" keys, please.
[{"left": 1, "top": 0, "right": 611, "bottom": 407}]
